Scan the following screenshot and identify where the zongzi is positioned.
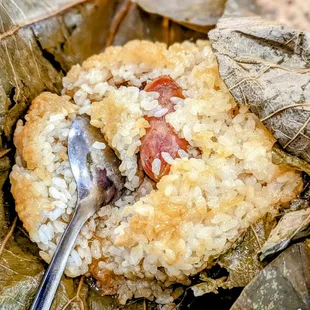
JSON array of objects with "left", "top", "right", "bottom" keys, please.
[{"left": 10, "top": 40, "right": 303, "bottom": 305}]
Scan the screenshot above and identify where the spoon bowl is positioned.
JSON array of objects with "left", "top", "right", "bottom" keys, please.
[
  {"left": 69, "top": 116, "right": 123, "bottom": 216},
  {"left": 30, "top": 115, "right": 123, "bottom": 310}
]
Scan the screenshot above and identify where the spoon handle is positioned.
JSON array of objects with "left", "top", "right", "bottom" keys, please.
[{"left": 30, "top": 211, "right": 85, "bottom": 310}]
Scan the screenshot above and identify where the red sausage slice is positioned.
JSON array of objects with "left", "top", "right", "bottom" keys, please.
[
  {"left": 140, "top": 76, "right": 189, "bottom": 182},
  {"left": 144, "top": 75, "right": 184, "bottom": 114}
]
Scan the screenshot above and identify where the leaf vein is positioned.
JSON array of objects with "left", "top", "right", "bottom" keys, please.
[{"left": 0, "top": 0, "right": 88, "bottom": 40}]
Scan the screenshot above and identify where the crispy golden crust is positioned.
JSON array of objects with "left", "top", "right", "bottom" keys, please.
[
  {"left": 14, "top": 93, "right": 76, "bottom": 170},
  {"left": 10, "top": 167, "right": 54, "bottom": 233},
  {"left": 90, "top": 94, "right": 149, "bottom": 155},
  {"left": 10, "top": 92, "right": 77, "bottom": 234},
  {"left": 83, "top": 41, "right": 171, "bottom": 71},
  {"left": 89, "top": 259, "right": 120, "bottom": 295}
]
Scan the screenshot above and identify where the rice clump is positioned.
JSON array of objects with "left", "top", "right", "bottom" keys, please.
[{"left": 10, "top": 40, "right": 303, "bottom": 304}]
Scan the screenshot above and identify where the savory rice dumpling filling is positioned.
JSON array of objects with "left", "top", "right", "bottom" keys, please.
[{"left": 10, "top": 40, "right": 302, "bottom": 304}]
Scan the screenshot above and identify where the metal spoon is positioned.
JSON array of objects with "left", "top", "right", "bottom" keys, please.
[{"left": 30, "top": 116, "right": 123, "bottom": 310}]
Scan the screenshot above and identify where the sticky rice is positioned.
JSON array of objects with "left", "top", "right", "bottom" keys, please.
[{"left": 10, "top": 40, "right": 302, "bottom": 304}]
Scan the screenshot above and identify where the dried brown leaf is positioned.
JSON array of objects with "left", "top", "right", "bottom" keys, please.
[
  {"left": 272, "top": 143, "right": 310, "bottom": 175},
  {"left": 0, "top": 0, "right": 115, "bottom": 140},
  {"left": 0, "top": 148, "right": 10, "bottom": 158},
  {"left": 223, "top": 0, "right": 259, "bottom": 17},
  {"left": 111, "top": 3, "right": 206, "bottom": 47},
  {"left": 260, "top": 208, "right": 310, "bottom": 260},
  {"left": 231, "top": 241, "right": 310, "bottom": 310},
  {"left": 190, "top": 214, "right": 276, "bottom": 298},
  {"left": 209, "top": 16, "right": 310, "bottom": 162},
  {"left": 191, "top": 277, "right": 227, "bottom": 296},
  {"left": 135, "top": 0, "right": 226, "bottom": 32},
  {"left": 218, "top": 214, "right": 276, "bottom": 288}
]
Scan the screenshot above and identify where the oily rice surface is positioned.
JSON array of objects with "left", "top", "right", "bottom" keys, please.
[{"left": 11, "top": 40, "right": 302, "bottom": 304}]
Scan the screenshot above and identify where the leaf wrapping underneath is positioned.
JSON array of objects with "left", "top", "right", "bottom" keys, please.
[
  {"left": 260, "top": 208, "right": 310, "bottom": 260},
  {"left": 190, "top": 214, "right": 276, "bottom": 296},
  {"left": 135, "top": 0, "right": 226, "bottom": 32},
  {"left": 272, "top": 143, "right": 310, "bottom": 175},
  {"left": 209, "top": 16, "right": 310, "bottom": 163},
  {"left": 231, "top": 241, "right": 310, "bottom": 310}
]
